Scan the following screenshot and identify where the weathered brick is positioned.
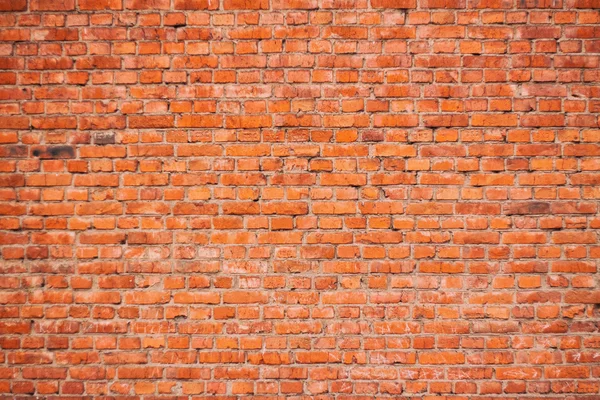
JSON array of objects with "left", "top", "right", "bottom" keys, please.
[{"left": 0, "top": 2, "right": 598, "bottom": 398}]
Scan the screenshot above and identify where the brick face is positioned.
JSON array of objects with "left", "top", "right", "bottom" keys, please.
[{"left": 0, "top": 0, "right": 600, "bottom": 398}]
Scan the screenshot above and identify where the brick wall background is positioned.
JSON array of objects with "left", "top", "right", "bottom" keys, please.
[{"left": 1, "top": 0, "right": 600, "bottom": 398}]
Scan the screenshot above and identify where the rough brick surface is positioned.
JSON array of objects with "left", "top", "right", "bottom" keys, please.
[{"left": 1, "top": 0, "right": 600, "bottom": 398}]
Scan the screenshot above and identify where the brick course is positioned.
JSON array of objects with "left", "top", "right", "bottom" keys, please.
[{"left": 1, "top": 0, "right": 600, "bottom": 398}]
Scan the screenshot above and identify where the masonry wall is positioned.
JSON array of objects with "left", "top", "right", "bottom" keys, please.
[{"left": 1, "top": 0, "right": 600, "bottom": 398}]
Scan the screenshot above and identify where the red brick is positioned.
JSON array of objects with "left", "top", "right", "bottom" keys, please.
[
  {"left": 174, "top": 0, "right": 218, "bottom": 9},
  {"left": 371, "top": 0, "right": 416, "bottom": 7},
  {"left": 31, "top": 0, "right": 74, "bottom": 10},
  {"left": 124, "top": 0, "right": 169, "bottom": 9},
  {"left": 223, "top": 0, "right": 269, "bottom": 9},
  {"left": 77, "top": 0, "right": 122, "bottom": 9},
  {"left": 0, "top": 2, "right": 598, "bottom": 397},
  {"left": 0, "top": 0, "right": 27, "bottom": 11}
]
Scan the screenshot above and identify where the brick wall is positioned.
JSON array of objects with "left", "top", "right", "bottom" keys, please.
[{"left": 1, "top": 0, "right": 600, "bottom": 398}]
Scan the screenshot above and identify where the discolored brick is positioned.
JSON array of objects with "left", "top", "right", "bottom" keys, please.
[{"left": 0, "top": 1, "right": 599, "bottom": 398}]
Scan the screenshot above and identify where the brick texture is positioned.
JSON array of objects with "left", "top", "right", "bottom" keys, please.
[{"left": 1, "top": 0, "right": 600, "bottom": 398}]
